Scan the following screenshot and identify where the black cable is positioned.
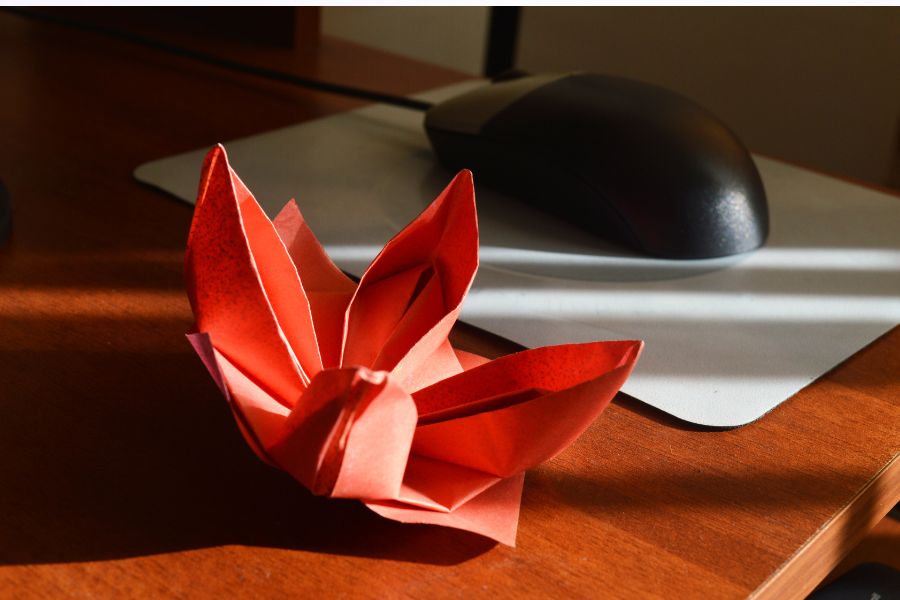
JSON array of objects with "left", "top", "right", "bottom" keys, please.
[
  {"left": 3, "top": 8, "right": 434, "bottom": 112},
  {"left": 484, "top": 7, "right": 521, "bottom": 78}
]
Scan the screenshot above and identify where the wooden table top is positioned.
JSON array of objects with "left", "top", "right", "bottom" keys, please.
[{"left": 0, "top": 11, "right": 897, "bottom": 600}]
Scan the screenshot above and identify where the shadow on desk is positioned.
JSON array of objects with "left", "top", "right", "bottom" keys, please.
[{"left": 0, "top": 343, "right": 495, "bottom": 566}]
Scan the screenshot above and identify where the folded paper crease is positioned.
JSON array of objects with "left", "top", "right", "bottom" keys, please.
[{"left": 184, "top": 144, "right": 642, "bottom": 546}]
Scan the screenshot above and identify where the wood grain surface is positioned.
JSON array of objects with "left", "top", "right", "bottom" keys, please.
[{"left": 0, "top": 11, "right": 897, "bottom": 599}]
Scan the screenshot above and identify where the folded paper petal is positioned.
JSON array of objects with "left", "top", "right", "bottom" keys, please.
[
  {"left": 274, "top": 200, "right": 356, "bottom": 369},
  {"left": 411, "top": 340, "right": 643, "bottom": 477},
  {"left": 184, "top": 145, "right": 644, "bottom": 547},
  {"left": 185, "top": 145, "right": 318, "bottom": 406},
  {"left": 365, "top": 472, "right": 524, "bottom": 547},
  {"left": 341, "top": 170, "right": 478, "bottom": 390},
  {"left": 226, "top": 167, "right": 323, "bottom": 384},
  {"left": 187, "top": 332, "right": 288, "bottom": 465}
]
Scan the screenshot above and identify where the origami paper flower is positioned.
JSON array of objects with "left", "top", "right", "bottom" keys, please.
[{"left": 185, "top": 145, "right": 642, "bottom": 545}]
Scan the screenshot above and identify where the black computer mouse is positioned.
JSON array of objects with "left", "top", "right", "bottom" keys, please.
[{"left": 424, "top": 73, "right": 768, "bottom": 259}]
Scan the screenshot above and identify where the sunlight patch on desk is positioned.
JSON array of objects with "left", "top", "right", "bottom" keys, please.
[
  {"left": 324, "top": 243, "right": 900, "bottom": 281},
  {"left": 461, "top": 288, "right": 900, "bottom": 324},
  {"left": 0, "top": 288, "right": 188, "bottom": 319}
]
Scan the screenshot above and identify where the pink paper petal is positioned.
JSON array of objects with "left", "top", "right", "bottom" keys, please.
[
  {"left": 411, "top": 341, "right": 643, "bottom": 477},
  {"left": 274, "top": 200, "right": 356, "bottom": 368},
  {"left": 341, "top": 170, "right": 478, "bottom": 384},
  {"left": 365, "top": 472, "right": 524, "bottom": 547},
  {"left": 185, "top": 146, "right": 315, "bottom": 406},
  {"left": 186, "top": 332, "right": 288, "bottom": 465},
  {"left": 393, "top": 455, "right": 501, "bottom": 512}
]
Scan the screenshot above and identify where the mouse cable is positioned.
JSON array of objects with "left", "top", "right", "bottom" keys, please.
[{"left": 3, "top": 8, "right": 435, "bottom": 112}]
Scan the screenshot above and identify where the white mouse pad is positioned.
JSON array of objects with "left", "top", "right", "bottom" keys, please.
[{"left": 135, "top": 81, "right": 900, "bottom": 427}]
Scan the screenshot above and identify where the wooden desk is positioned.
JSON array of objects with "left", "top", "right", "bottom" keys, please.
[{"left": 0, "top": 12, "right": 897, "bottom": 599}]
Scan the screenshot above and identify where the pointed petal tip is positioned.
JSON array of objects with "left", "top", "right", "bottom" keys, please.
[
  {"left": 450, "top": 170, "right": 475, "bottom": 200},
  {"left": 192, "top": 146, "right": 235, "bottom": 230},
  {"left": 624, "top": 338, "right": 645, "bottom": 362},
  {"left": 581, "top": 338, "right": 644, "bottom": 371},
  {"left": 203, "top": 144, "right": 227, "bottom": 166},
  {"left": 456, "top": 168, "right": 474, "bottom": 184},
  {"left": 198, "top": 145, "right": 231, "bottom": 192},
  {"left": 583, "top": 338, "right": 644, "bottom": 360},
  {"left": 438, "top": 169, "right": 476, "bottom": 218}
]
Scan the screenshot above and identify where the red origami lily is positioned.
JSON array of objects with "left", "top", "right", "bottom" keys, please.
[{"left": 185, "top": 145, "right": 642, "bottom": 545}]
